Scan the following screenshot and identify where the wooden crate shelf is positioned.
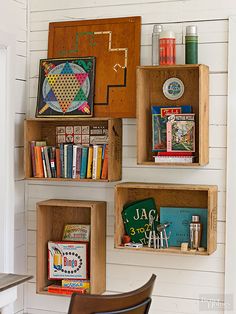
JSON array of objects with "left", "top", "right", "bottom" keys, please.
[
  {"left": 136, "top": 65, "right": 209, "bottom": 166},
  {"left": 115, "top": 182, "right": 217, "bottom": 255},
  {"left": 37, "top": 199, "right": 106, "bottom": 296},
  {"left": 24, "top": 118, "right": 122, "bottom": 182}
]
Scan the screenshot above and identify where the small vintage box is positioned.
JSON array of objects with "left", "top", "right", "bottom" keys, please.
[
  {"left": 62, "top": 224, "right": 90, "bottom": 242},
  {"left": 48, "top": 241, "right": 89, "bottom": 280}
]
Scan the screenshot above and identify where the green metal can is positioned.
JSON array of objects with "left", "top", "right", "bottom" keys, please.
[{"left": 185, "top": 25, "right": 198, "bottom": 64}]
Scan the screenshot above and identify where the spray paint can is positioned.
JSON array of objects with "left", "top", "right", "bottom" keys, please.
[
  {"left": 185, "top": 25, "right": 198, "bottom": 64},
  {"left": 159, "top": 31, "right": 176, "bottom": 65},
  {"left": 152, "top": 24, "right": 163, "bottom": 65}
]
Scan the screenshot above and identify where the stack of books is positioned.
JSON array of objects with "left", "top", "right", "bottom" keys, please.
[
  {"left": 30, "top": 141, "right": 108, "bottom": 180},
  {"left": 152, "top": 105, "right": 195, "bottom": 163}
]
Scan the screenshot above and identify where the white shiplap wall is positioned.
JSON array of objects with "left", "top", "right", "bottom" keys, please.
[
  {"left": 0, "top": 0, "right": 27, "bottom": 313},
  {"left": 26, "top": 0, "right": 231, "bottom": 313}
]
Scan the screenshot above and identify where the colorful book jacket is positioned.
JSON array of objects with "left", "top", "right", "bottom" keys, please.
[
  {"left": 160, "top": 207, "right": 208, "bottom": 247},
  {"left": 166, "top": 114, "right": 195, "bottom": 152},
  {"left": 80, "top": 147, "right": 88, "bottom": 179},
  {"left": 152, "top": 105, "right": 192, "bottom": 152},
  {"left": 47, "top": 284, "right": 86, "bottom": 296}
]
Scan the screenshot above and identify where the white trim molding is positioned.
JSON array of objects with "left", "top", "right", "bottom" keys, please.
[
  {"left": 0, "top": 29, "right": 15, "bottom": 273},
  {"left": 225, "top": 16, "right": 236, "bottom": 313}
]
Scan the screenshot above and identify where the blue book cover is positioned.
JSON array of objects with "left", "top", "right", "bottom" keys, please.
[
  {"left": 80, "top": 147, "right": 88, "bottom": 179},
  {"left": 59, "top": 143, "right": 64, "bottom": 178},
  {"left": 67, "top": 144, "right": 73, "bottom": 179},
  {"left": 160, "top": 207, "right": 208, "bottom": 247},
  {"left": 152, "top": 105, "right": 192, "bottom": 152}
]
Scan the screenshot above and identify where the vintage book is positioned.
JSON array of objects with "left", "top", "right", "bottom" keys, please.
[
  {"left": 157, "top": 151, "right": 193, "bottom": 156},
  {"left": 43, "top": 147, "right": 52, "bottom": 178},
  {"left": 86, "top": 146, "right": 93, "bottom": 179},
  {"left": 59, "top": 143, "right": 64, "bottom": 178},
  {"left": 160, "top": 207, "right": 207, "bottom": 247},
  {"left": 80, "top": 147, "right": 88, "bottom": 179},
  {"left": 63, "top": 144, "right": 68, "bottom": 178},
  {"left": 122, "top": 198, "right": 158, "bottom": 245},
  {"left": 30, "top": 141, "right": 36, "bottom": 177},
  {"left": 152, "top": 105, "right": 192, "bottom": 152},
  {"left": 41, "top": 147, "right": 47, "bottom": 178},
  {"left": 34, "top": 146, "right": 44, "bottom": 178},
  {"left": 166, "top": 114, "right": 195, "bottom": 152},
  {"left": 72, "top": 145, "right": 78, "bottom": 179},
  {"left": 55, "top": 147, "right": 61, "bottom": 178},
  {"left": 154, "top": 156, "right": 195, "bottom": 163},
  {"left": 76, "top": 146, "right": 82, "bottom": 179},
  {"left": 62, "top": 279, "right": 90, "bottom": 292},
  {"left": 92, "top": 145, "right": 103, "bottom": 180},
  {"left": 35, "top": 141, "right": 47, "bottom": 147},
  {"left": 101, "top": 145, "right": 108, "bottom": 180},
  {"left": 67, "top": 144, "right": 73, "bottom": 179},
  {"left": 47, "top": 284, "right": 86, "bottom": 296},
  {"left": 48, "top": 241, "right": 89, "bottom": 280},
  {"left": 63, "top": 224, "right": 90, "bottom": 242},
  {"left": 49, "top": 146, "right": 56, "bottom": 178}
]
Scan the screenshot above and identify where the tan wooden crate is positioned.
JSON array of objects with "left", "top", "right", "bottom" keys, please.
[
  {"left": 136, "top": 65, "right": 209, "bottom": 166},
  {"left": 36, "top": 199, "right": 106, "bottom": 296},
  {"left": 115, "top": 182, "right": 217, "bottom": 255},
  {"left": 24, "top": 118, "right": 122, "bottom": 182}
]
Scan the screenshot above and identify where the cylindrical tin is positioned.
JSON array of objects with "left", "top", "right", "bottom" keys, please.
[
  {"left": 152, "top": 24, "right": 163, "bottom": 65},
  {"left": 185, "top": 25, "right": 198, "bottom": 64},
  {"left": 159, "top": 30, "right": 176, "bottom": 65},
  {"left": 189, "top": 215, "right": 202, "bottom": 249}
]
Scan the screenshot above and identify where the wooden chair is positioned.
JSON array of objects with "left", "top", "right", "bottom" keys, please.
[{"left": 68, "top": 274, "right": 156, "bottom": 314}]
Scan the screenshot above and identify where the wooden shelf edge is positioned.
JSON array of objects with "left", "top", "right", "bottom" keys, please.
[
  {"left": 26, "top": 117, "right": 120, "bottom": 122},
  {"left": 25, "top": 177, "right": 109, "bottom": 182},
  {"left": 115, "top": 245, "right": 211, "bottom": 256}
]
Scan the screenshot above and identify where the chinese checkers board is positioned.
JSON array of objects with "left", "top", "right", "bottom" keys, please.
[
  {"left": 36, "top": 57, "right": 95, "bottom": 118},
  {"left": 48, "top": 16, "right": 141, "bottom": 118}
]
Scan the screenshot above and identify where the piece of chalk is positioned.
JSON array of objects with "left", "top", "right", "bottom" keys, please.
[
  {"left": 181, "top": 242, "right": 189, "bottom": 252},
  {"left": 198, "top": 247, "right": 205, "bottom": 252}
]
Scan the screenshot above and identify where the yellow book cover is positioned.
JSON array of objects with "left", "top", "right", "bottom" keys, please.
[
  {"left": 86, "top": 146, "right": 93, "bottom": 178},
  {"left": 96, "top": 146, "right": 103, "bottom": 179}
]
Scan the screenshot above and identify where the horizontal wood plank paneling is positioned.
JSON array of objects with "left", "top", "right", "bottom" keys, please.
[{"left": 27, "top": 1, "right": 229, "bottom": 313}]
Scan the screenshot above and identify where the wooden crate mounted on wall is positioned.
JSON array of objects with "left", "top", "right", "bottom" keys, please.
[
  {"left": 37, "top": 199, "right": 106, "bottom": 296},
  {"left": 48, "top": 17, "right": 141, "bottom": 118},
  {"left": 24, "top": 118, "right": 122, "bottom": 182},
  {"left": 115, "top": 182, "right": 217, "bottom": 255},
  {"left": 136, "top": 65, "right": 209, "bottom": 166}
]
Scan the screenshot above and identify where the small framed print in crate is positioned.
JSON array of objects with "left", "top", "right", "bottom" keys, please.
[
  {"left": 36, "top": 57, "right": 95, "bottom": 118},
  {"left": 48, "top": 241, "right": 89, "bottom": 280}
]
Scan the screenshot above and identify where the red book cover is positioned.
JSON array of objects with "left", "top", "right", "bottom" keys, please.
[
  {"left": 101, "top": 145, "right": 108, "bottom": 180},
  {"left": 47, "top": 284, "right": 86, "bottom": 296},
  {"left": 157, "top": 152, "right": 193, "bottom": 156}
]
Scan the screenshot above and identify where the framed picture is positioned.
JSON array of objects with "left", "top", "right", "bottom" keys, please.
[{"left": 36, "top": 57, "right": 95, "bottom": 118}]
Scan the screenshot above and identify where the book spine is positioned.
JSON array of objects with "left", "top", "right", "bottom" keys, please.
[
  {"left": 49, "top": 147, "right": 56, "bottom": 178},
  {"left": 67, "top": 144, "right": 73, "bottom": 179},
  {"left": 48, "top": 286, "right": 86, "bottom": 296},
  {"left": 55, "top": 148, "right": 61, "bottom": 178},
  {"left": 101, "top": 145, "right": 108, "bottom": 180},
  {"left": 166, "top": 121, "right": 172, "bottom": 152},
  {"left": 92, "top": 145, "right": 98, "bottom": 180},
  {"left": 64, "top": 144, "right": 68, "bottom": 178},
  {"left": 41, "top": 147, "right": 47, "bottom": 178},
  {"left": 30, "top": 141, "right": 36, "bottom": 177},
  {"left": 76, "top": 146, "right": 82, "bottom": 178},
  {"left": 80, "top": 147, "right": 88, "bottom": 179},
  {"left": 72, "top": 145, "right": 77, "bottom": 179},
  {"left": 86, "top": 146, "right": 93, "bottom": 179},
  {"left": 44, "top": 147, "right": 52, "bottom": 178},
  {"left": 96, "top": 146, "right": 103, "bottom": 179},
  {"left": 34, "top": 146, "right": 44, "bottom": 178},
  {"left": 158, "top": 151, "right": 193, "bottom": 156},
  {"left": 59, "top": 144, "right": 64, "bottom": 178}
]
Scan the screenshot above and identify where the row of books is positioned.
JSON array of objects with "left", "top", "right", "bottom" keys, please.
[
  {"left": 30, "top": 141, "right": 108, "bottom": 180},
  {"left": 152, "top": 105, "right": 195, "bottom": 163}
]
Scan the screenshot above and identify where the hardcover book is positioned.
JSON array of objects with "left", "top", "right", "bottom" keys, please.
[
  {"left": 160, "top": 207, "right": 208, "bottom": 247},
  {"left": 166, "top": 114, "right": 195, "bottom": 152},
  {"left": 152, "top": 105, "right": 192, "bottom": 152}
]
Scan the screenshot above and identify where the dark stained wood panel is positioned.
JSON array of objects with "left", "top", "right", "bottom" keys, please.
[{"left": 48, "top": 17, "right": 141, "bottom": 118}]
